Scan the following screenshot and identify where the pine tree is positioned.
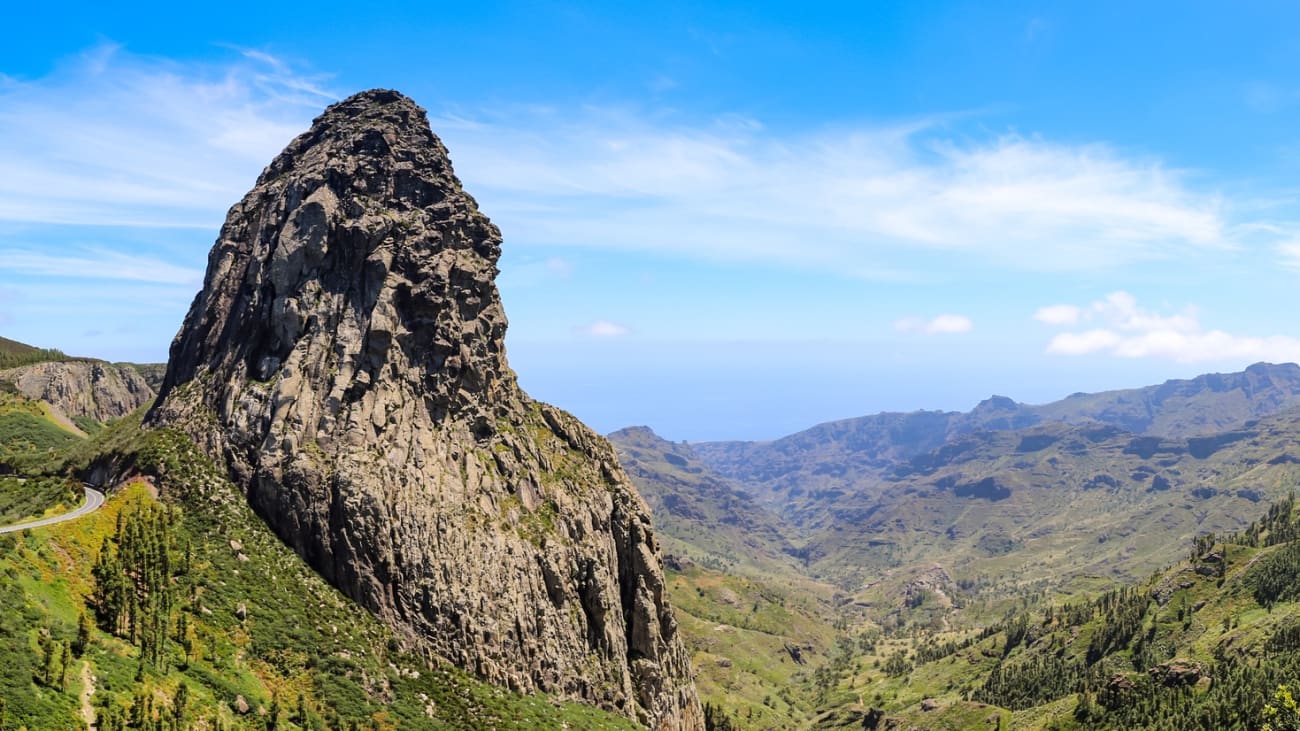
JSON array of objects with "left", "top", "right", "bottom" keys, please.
[
  {"left": 173, "top": 682, "right": 189, "bottom": 729},
  {"left": 60, "top": 640, "right": 71, "bottom": 689},
  {"left": 41, "top": 635, "right": 58, "bottom": 685},
  {"left": 132, "top": 688, "right": 147, "bottom": 728},
  {"left": 74, "top": 611, "right": 93, "bottom": 657}
]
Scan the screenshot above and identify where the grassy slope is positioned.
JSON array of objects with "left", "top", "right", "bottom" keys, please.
[
  {"left": 0, "top": 389, "right": 89, "bottom": 521},
  {"left": 817, "top": 498, "right": 1300, "bottom": 730},
  {"left": 0, "top": 393, "right": 85, "bottom": 471},
  {"left": 665, "top": 565, "right": 844, "bottom": 730},
  {"left": 0, "top": 475, "right": 81, "bottom": 524},
  {"left": 0, "top": 418, "right": 640, "bottom": 730},
  {"left": 613, "top": 426, "right": 857, "bottom": 729}
]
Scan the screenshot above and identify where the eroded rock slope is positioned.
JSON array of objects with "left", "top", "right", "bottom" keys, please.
[{"left": 149, "top": 89, "right": 701, "bottom": 729}]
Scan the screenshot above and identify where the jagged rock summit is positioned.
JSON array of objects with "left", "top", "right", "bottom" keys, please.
[{"left": 149, "top": 89, "right": 702, "bottom": 729}]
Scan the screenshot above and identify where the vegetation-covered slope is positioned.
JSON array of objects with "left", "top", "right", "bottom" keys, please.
[
  {"left": 0, "top": 415, "right": 641, "bottom": 730},
  {"left": 609, "top": 426, "right": 801, "bottom": 576},
  {"left": 0, "top": 335, "right": 70, "bottom": 370},
  {"left": 802, "top": 412, "right": 1300, "bottom": 590},
  {"left": 814, "top": 493, "right": 1300, "bottom": 730},
  {"left": 0, "top": 388, "right": 87, "bottom": 474}
]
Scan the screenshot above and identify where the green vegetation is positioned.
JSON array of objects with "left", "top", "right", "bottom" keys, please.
[
  {"left": 796, "top": 493, "right": 1300, "bottom": 730},
  {"left": 0, "top": 390, "right": 86, "bottom": 473},
  {"left": 608, "top": 427, "right": 802, "bottom": 579},
  {"left": 665, "top": 565, "right": 844, "bottom": 730},
  {"left": 0, "top": 423, "right": 641, "bottom": 730},
  {"left": 0, "top": 335, "right": 71, "bottom": 369},
  {"left": 72, "top": 415, "right": 105, "bottom": 435},
  {"left": 0, "top": 475, "right": 81, "bottom": 524}
]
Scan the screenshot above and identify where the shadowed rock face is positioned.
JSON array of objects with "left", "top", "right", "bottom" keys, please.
[{"left": 149, "top": 89, "right": 701, "bottom": 730}]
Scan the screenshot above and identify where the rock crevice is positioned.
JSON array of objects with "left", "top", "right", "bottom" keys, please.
[{"left": 150, "top": 89, "right": 702, "bottom": 730}]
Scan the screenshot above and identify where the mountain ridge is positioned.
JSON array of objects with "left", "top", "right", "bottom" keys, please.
[{"left": 692, "top": 362, "right": 1300, "bottom": 511}]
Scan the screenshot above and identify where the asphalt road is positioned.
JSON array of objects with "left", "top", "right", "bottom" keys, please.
[{"left": 0, "top": 485, "right": 106, "bottom": 534}]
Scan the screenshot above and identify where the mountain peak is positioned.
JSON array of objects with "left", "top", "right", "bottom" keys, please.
[
  {"left": 972, "top": 394, "right": 1021, "bottom": 412},
  {"left": 149, "top": 90, "right": 702, "bottom": 729}
]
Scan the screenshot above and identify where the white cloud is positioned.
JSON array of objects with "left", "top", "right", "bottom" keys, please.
[
  {"left": 1033, "top": 304, "right": 1082, "bottom": 326},
  {"left": 580, "top": 320, "right": 632, "bottom": 337},
  {"left": 6, "top": 44, "right": 1300, "bottom": 282},
  {"left": 432, "top": 107, "right": 1262, "bottom": 277},
  {"left": 0, "top": 248, "right": 203, "bottom": 285},
  {"left": 1089, "top": 291, "right": 1200, "bottom": 333},
  {"left": 0, "top": 44, "right": 332, "bottom": 228},
  {"left": 1041, "top": 291, "right": 1300, "bottom": 363},
  {"left": 895, "top": 314, "right": 973, "bottom": 335},
  {"left": 1046, "top": 329, "right": 1123, "bottom": 355},
  {"left": 1279, "top": 239, "right": 1300, "bottom": 270}
]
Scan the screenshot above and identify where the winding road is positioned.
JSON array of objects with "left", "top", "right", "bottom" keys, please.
[{"left": 0, "top": 485, "right": 106, "bottom": 535}]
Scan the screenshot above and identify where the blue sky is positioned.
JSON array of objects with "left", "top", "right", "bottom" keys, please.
[{"left": 3, "top": 2, "right": 1300, "bottom": 440}]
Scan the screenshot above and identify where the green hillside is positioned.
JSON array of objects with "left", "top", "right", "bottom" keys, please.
[
  {"left": 0, "top": 336, "right": 71, "bottom": 370},
  {"left": 813, "top": 493, "right": 1300, "bottom": 730},
  {"left": 0, "top": 387, "right": 89, "bottom": 483},
  {"left": 0, "top": 415, "right": 640, "bottom": 730},
  {"left": 803, "top": 413, "right": 1300, "bottom": 592}
]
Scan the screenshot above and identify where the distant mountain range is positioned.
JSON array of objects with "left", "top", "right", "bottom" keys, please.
[
  {"left": 614, "top": 362, "right": 1300, "bottom": 594},
  {"left": 690, "top": 362, "right": 1300, "bottom": 511}
]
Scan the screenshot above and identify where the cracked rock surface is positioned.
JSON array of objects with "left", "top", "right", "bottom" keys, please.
[
  {"left": 149, "top": 89, "right": 702, "bottom": 730},
  {"left": 3, "top": 361, "right": 154, "bottom": 424}
]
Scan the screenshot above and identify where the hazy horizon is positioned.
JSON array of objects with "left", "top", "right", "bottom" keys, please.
[{"left": 5, "top": 2, "right": 1300, "bottom": 440}]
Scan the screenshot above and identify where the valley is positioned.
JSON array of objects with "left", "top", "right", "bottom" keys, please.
[
  {"left": 2, "top": 88, "right": 1299, "bottom": 731},
  {"left": 610, "top": 364, "right": 1300, "bottom": 729}
]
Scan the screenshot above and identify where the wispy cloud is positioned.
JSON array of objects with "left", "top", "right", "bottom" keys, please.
[
  {"left": 1039, "top": 291, "right": 1300, "bottom": 363},
  {"left": 579, "top": 320, "right": 632, "bottom": 337},
  {"left": 894, "top": 314, "right": 974, "bottom": 335},
  {"left": 0, "top": 248, "right": 203, "bottom": 285},
  {"left": 6, "top": 44, "right": 1299, "bottom": 285},
  {"left": 432, "top": 107, "right": 1270, "bottom": 277},
  {"left": 1279, "top": 238, "right": 1300, "bottom": 270},
  {"left": 1033, "top": 304, "right": 1082, "bottom": 326},
  {"left": 0, "top": 44, "right": 333, "bottom": 228}
]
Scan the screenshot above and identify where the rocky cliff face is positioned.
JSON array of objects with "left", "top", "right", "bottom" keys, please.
[
  {"left": 148, "top": 89, "right": 701, "bottom": 729},
  {"left": 2, "top": 361, "right": 154, "bottom": 424}
]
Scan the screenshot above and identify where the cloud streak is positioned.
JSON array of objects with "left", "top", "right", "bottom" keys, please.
[
  {"left": 433, "top": 107, "right": 1270, "bottom": 277},
  {"left": 1039, "top": 291, "right": 1300, "bottom": 364},
  {"left": 0, "top": 248, "right": 204, "bottom": 285},
  {"left": 0, "top": 44, "right": 332, "bottom": 228},
  {"left": 894, "top": 314, "right": 974, "bottom": 335},
  {"left": 579, "top": 320, "right": 632, "bottom": 337},
  {"left": 4, "top": 44, "right": 1297, "bottom": 285}
]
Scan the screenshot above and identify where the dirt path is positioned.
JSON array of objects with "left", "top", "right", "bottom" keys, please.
[{"left": 80, "top": 661, "right": 96, "bottom": 730}]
